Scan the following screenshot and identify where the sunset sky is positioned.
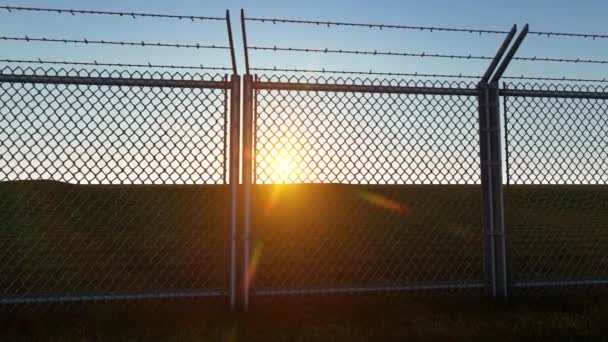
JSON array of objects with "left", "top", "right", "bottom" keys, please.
[{"left": 1, "top": 1, "right": 606, "bottom": 185}]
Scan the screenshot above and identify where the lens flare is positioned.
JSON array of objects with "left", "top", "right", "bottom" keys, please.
[
  {"left": 356, "top": 190, "right": 411, "bottom": 216},
  {"left": 264, "top": 184, "right": 282, "bottom": 216},
  {"left": 245, "top": 240, "right": 264, "bottom": 292}
]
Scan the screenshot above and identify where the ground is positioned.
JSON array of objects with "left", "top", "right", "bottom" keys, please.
[{"left": 2, "top": 290, "right": 608, "bottom": 340}]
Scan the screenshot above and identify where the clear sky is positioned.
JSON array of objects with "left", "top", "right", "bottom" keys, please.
[
  {"left": 1, "top": 1, "right": 606, "bottom": 185},
  {"left": 1, "top": 0, "right": 607, "bottom": 80}
]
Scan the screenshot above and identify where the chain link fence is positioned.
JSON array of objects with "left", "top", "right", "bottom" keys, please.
[
  {"left": 502, "top": 82, "right": 608, "bottom": 290},
  {"left": 2, "top": 68, "right": 608, "bottom": 310},
  {"left": 0, "top": 66, "right": 233, "bottom": 306},
  {"left": 248, "top": 75, "right": 486, "bottom": 297}
]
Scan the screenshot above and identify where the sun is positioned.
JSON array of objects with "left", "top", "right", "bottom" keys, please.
[{"left": 272, "top": 154, "right": 294, "bottom": 180}]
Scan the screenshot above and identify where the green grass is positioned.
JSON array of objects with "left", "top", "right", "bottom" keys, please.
[{"left": 1, "top": 180, "right": 607, "bottom": 339}]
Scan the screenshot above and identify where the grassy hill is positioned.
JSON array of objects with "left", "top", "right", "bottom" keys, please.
[{"left": 1, "top": 181, "right": 607, "bottom": 301}]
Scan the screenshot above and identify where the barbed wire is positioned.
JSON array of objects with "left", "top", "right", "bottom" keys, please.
[
  {"left": 529, "top": 30, "right": 608, "bottom": 40},
  {"left": 0, "top": 35, "right": 228, "bottom": 49},
  {"left": 249, "top": 45, "right": 494, "bottom": 60},
  {"left": 513, "top": 56, "right": 608, "bottom": 64},
  {"left": 503, "top": 75, "right": 608, "bottom": 83},
  {"left": 252, "top": 66, "right": 608, "bottom": 83},
  {"left": 245, "top": 16, "right": 509, "bottom": 35},
  {"left": 0, "top": 58, "right": 231, "bottom": 71},
  {"left": 0, "top": 5, "right": 223, "bottom": 21},
  {"left": 250, "top": 45, "right": 608, "bottom": 65},
  {"left": 251, "top": 66, "right": 480, "bottom": 79}
]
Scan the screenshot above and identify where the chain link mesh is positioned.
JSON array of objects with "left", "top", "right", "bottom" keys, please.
[
  {"left": 251, "top": 75, "right": 484, "bottom": 294},
  {"left": 0, "top": 66, "right": 231, "bottom": 305},
  {"left": 503, "top": 82, "right": 608, "bottom": 288}
]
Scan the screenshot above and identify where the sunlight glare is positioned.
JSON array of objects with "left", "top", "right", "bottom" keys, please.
[{"left": 273, "top": 154, "right": 294, "bottom": 180}]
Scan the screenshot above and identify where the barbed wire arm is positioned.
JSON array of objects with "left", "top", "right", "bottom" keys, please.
[
  {"left": 241, "top": 9, "right": 251, "bottom": 74},
  {"left": 490, "top": 24, "right": 529, "bottom": 83},
  {"left": 226, "top": 10, "right": 238, "bottom": 74},
  {"left": 481, "top": 25, "right": 517, "bottom": 83}
]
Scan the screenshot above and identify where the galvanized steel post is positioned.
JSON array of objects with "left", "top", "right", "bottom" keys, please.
[
  {"left": 488, "top": 82, "right": 507, "bottom": 299},
  {"left": 478, "top": 81, "right": 507, "bottom": 299},
  {"left": 229, "top": 74, "right": 241, "bottom": 310},
  {"left": 241, "top": 74, "right": 254, "bottom": 310}
]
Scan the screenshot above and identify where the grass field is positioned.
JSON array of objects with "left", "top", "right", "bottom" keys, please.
[{"left": 1, "top": 180, "right": 607, "bottom": 339}]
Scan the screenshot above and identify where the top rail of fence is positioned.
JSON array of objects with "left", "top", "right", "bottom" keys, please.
[
  {"left": 500, "top": 81, "right": 608, "bottom": 99},
  {"left": 0, "top": 66, "right": 230, "bottom": 88},
  {"left": 252, "top": 74, "right": 479, "bottom": 95}
]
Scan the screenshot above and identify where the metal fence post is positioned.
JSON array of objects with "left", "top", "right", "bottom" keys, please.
[
  {"left": 478, "top": 82, "right": 507, "bottom": 300},
  {"left": 229, "top": 74, "right": 241, "bottom": 310},
  {"left": 242, "top": 73, "right": 254, "bottom": 310},
  {"left": 478, "top": 83, "right": 495, "bottom": 296},
  {"left": 502, "top": 82, "right": 511, "bottom": 187},
  {"left": 487, "top": 82, "right": 507, "bottom": 299},
  {"left": 489, "top": 82, "right": 507, "bottom": 299}
]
